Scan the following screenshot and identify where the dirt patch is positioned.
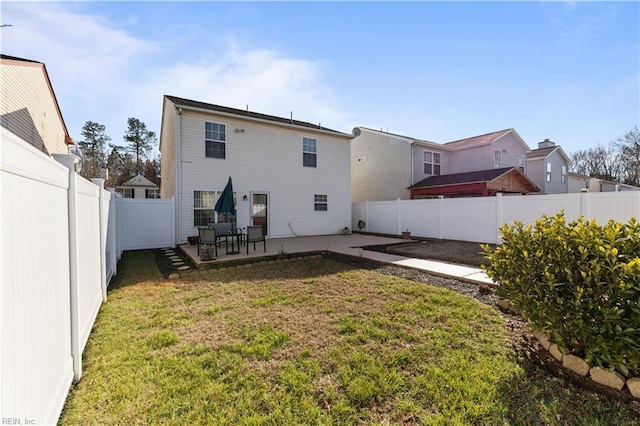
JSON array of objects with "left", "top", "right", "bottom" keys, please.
[{"left": 360, "top": 239, "right": 494, "bottom": 267}]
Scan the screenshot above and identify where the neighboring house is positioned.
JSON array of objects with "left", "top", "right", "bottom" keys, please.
[
  {"left": 159, "top": 95, "right": 353, "bottom": 243},
  {"left": 116, "top": 174, "right": 160, "bottom": 199},
  {"left": 526, "top": 139, "right": 569, "bottom": 194},
  {"left": 351, "top": 127, "right": 534, "bottom": 201},
  {"left": 0, "top": 54, "right": 74, "bottom": 155},
  {"left": 568, "top": 173, "right": 640, "bottom": 193},
  {"left": 409, "top": 167, "right": 538, "bottom": 198}
]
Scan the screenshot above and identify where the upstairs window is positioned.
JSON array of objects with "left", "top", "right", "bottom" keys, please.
[
  {"left": 494, "top": 149, "right": 502, "bottom": 168},
  {"left": 205, "top": 122, "right": 226, "bottom": 159},
  {"left": 546, "top": 162, "right": 552, "bottom": 182},
  {"left": 423, "top": 151, "right": 441, "bottom": 175},
  {"left": 314, "top": 194, "right": 328, "bottom": 211},
  {"left": 561, "top": 165, "right": 567, "bottom": 183},
  {"left": 303, "top": 137, "right": 317, "bottom": 167},
  {"left": 518, "top": 155, "right": 525, "bottom": 173}
]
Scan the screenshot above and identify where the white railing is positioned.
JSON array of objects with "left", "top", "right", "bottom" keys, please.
[
  {"left": 353, "top": 192, "right": 640, "bottom": 244},
  {"left": 1, "top": 128, "right": 174, "bottom": 425}
]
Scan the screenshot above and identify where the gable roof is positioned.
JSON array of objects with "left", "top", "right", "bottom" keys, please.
[
  {"left": 118, "top": 173, "right": 158, "bottom": 188},
  {"left": 444, "top": 129, "right": 514, "bottom": 149},
  {"left": 1, "top": 54, "right": 74, "bottom": 145},
  {"left": 353, "top": 126, "right": 450, "bottom": 151},
  {"left": 527, "top": 145, "right": 570, "bottom": 163},
  {"left": 165, "top": 95, "right": 352, "bottom": 138},
  {"left": 410, "top": 167, "right": 519, "bottom": 189}
]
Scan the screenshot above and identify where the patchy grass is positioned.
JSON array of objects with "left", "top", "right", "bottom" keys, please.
[{"left": 60, "top": 251, "right": 640, "bottom": 425}]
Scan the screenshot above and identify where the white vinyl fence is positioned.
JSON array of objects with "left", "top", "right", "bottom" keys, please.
[
  {"left": 353, "top": 192, "right": 640, "bottom": 244},
  {"left": 1, "top": 128, "right": 175, "bottom": 425}
]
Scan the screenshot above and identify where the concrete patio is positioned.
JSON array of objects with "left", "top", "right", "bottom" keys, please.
[{"left": 179, "top": 233, "right": 493, "bottom": 285}]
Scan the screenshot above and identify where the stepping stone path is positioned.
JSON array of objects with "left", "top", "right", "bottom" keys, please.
[{"left": 160, "top": 248, "right": 192, "bottom": 276}]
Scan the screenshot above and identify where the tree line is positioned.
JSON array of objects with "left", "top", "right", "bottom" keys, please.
[
  {"left": 73, "top": 118, "right": 159, "bottom": 187},
  {"left": 569, "top": 126, "right": 640, "bottom": 186}
]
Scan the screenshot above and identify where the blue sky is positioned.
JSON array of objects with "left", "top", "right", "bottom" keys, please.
[{"left": 2, "top": 1, "right": 638, "bottom": 157}]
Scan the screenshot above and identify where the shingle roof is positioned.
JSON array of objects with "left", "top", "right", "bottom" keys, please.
[
  {"left": 119, "top": 174, "right": 158, "bottom": 188},
  {"left": 527, "top": 146, "right": 557, "bottom": 159},
  {"left": 444, "top": 129, "right": 513, "bottom": 149},
  {"left": 1, "top": 54, "right": 42, "bottom": 64},
  {"left": 165, "top": 95, "right": 352, "bottom": 137},
  {"left": 409, "top": 167, "right": 517, "bottom": 189}
]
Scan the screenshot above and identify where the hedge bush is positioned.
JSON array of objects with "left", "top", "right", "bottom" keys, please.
[{"left": 482, "top": 213, "right": 640, "bottom": 376}]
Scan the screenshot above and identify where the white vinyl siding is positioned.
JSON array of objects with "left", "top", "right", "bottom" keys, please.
[
  {"left": 351, "top": 129, "right": 414, "bottom": 202},
  {"left": 0, "top": 61, "right": 68, "bottom": 154},
  {"left": 171, "top": 107, "right": 351, "bottom": 242}
]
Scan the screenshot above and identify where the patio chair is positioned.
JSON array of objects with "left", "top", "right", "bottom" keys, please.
[
  {"left": 246, "top": 225, "right": 266, "bottom": 255},
  {"left": 197, "top": 227, "right": 217, "bottom": 259}
]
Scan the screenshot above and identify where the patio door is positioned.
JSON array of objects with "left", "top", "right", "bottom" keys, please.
[{"left": 251, "top": 193, "right": 268, "bottom": 236}]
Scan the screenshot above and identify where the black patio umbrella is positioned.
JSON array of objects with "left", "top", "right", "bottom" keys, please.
[{"left": 215, "top": 177, "right": 236, "bottom": 220}]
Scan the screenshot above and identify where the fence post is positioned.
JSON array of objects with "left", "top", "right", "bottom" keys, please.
[
  {"left": 397, "top": 198, "right": 402, "bottom": 234},
  {"left": 437, "top": 196, "right": 444, "bottom": 240},
  {"left": 91, "top": 179, "right": 108, "bottom": 302},
  {"left": 365, "top": 200, "right": 369, "bottom": 232},
  {"left": 580, "top": 189, "right": 590, "bottom": 219},
  {"left": 52, "top": 154, "right": 82, "bottom": 382},
  {"left": 495, "top": 193, "right": 503, "bottom": 244}
]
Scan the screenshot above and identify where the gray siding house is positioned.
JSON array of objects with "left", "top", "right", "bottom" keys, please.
[{"left": 526, "top": 139, "right": 569, "bottom": 194}]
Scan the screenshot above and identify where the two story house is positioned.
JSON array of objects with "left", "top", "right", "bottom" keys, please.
[
  {"left": 0, "top": 54, "right": 74, "bottom": 155},
  {"left": 351, "top": 127, "right": 538, "bottom": 200},
  {"left": 159, "top": 95, "right": 353, "bottom": 243},
  {"left": 526, "top": 139, "right": 569, "bottom": 194}
]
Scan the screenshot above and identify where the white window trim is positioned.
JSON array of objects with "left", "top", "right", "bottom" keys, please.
[
  {"left": 314, "top": 194, "right": 327, "bottom": 211},
  {"left": 494, "top": 149, "right": 502, "bottom": 168},
  {"left": 561, "top": 165, "right": 567, "bottom": 184},
  {"left": 518, "top": 155, "right": 525, "bottom": 173},
  {"left": 205, "top": 121, "right": 227, "bottom": 159},
  {"left": 303, "top": 137, "right": 317, "bottom": 168},
  {"left": 423, "top": 150, "right": 441, "bottom": 175},
  {"left": 546, "top": 162, "right": 552, "bottom": 182}
]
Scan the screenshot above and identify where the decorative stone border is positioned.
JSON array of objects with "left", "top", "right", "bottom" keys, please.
[{"left": 497, "top": 299, "right": 639, "bottom": 400}]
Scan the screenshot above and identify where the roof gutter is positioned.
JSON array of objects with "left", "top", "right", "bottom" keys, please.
[{"left": 173, "top": 103, "right": 354, "bottom": 139}]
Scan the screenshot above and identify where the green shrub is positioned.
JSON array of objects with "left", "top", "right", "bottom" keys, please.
[{"left": 482, "top": 213, "right": 640, "bottom": 376}]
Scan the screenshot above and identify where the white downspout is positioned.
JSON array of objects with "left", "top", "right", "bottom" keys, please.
[{"left": 176, "top": 107, "right": 182, "bottom": 245}]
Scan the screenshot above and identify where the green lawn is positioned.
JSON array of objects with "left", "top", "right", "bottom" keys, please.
[{"left": 60, "top": 251, "right": 640, "bottom": 425}]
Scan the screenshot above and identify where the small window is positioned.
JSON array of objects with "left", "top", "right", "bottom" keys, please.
[
  {"left": 518, "top": 155, "right": 525, "bottom": 173},
  {"left": 303, "top": 137, "right": 317, "bottom": 167},
  {"left": 205, "top": 122, "right": 226, "bottom": 159},
  {"left": 122, "top": 188, "right": 134, "bottom": 198},
  {"left": 193, "top": 190, "right": 215, "bottom": 227},
  {"left": 494, "top": 150, "right": 502, "bottom": 168},
  {"left": 546, "top": 162, "right": 552, "bottom": 182},
  {"left": 314, "top": 194, "right": 327, "bottom": 211},
  {"left": 145, "top": 188, "right": 159, "bottom": 199},
  {"left": 561, "top": 165, "right": 567, "bottom": 184},
  {"left": 423, "top": 151, "right": 441, "bottom": 175}
]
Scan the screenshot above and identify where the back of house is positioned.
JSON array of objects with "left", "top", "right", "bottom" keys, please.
[{"left": 160, "top": 95, "right": 353, "bottom": 243}]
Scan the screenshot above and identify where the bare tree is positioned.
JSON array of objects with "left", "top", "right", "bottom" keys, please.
[{"left": 615, "top": 126, "right": 640, "bottom": 186}]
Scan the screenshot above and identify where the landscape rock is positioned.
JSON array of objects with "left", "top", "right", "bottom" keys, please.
[
  {"left": 548, "top": 344, "right": 563, "bottom": 362},
  {"left": 626, "top": 377, "right": 640, "bottom": 399},
  {"left": 497, "top": 299, "right": 510, "bottom": 310},
  {"left": 177, "top": 266, "right": 190, "bottom": 271},
  {"left": 562, "top": 354, "right": 590, "bottom": 376},
  {"left": 590, "top": 367, "right": 625, "bottom": 390},
  {"left": 533, "top": 332, "right": 550, "bottom": 350},
  {"left": 168, "top": 273, "right": 179, "bottom": 280}
]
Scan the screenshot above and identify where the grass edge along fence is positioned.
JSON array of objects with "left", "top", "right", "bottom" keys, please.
[{"left": 482, "top": 213, "right": 640, "bottom": 378}]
